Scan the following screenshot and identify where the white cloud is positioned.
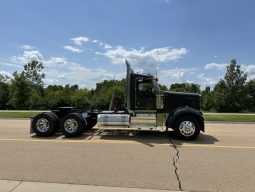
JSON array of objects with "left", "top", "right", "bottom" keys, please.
[
  {"left": 94, "top": 40, "right": 113, "bottom": 50},
  {"left": 1, "top": 50, "right": 43, "bottom": 69},
  {"left": 101, "top": 46, "right": 188, "bottom": 64},
  {"left": 2, "top": 62, "right": 23, "bottom": 68},
  {"left": 242, "top": 64, "right": 255, "bottom": 76},
  {"left": 45, "top": 57, "right": 68, "bottom": 66},
  {"left": 0, "top": 70, "right": 12, "bottom": 78},
  {"left": 99, "top": 46, "right": 188, "bottom": 74},
  {"left": 11, "top": 50, "right": 43, "bottom": 64},
  {"left": 44, "top": 60, "right": 124, "bottom": 88},
  {"left": 160, "top": 68, "right": 185, "bottom": 79},
  {"left": 6, "top": 49, "right": 125, "bottom": 88},
  {"left": 158, "top": 67, "right": 196, "bottom": 86},
  {"left": 103, "top": 43, "right": 112, "bottom": 49},
  {"left": 197, "top": 73, "right": 217, "bottom": 86},
  {"left": 204, "top": 63, "right": 227, "bottom": 70},
  {"left": 64, "top": 46, "right": 83, "bottom": 53},
  {"left": 204, "top": 63, "right": 255, "bottom": 79},
  {"left": 99, "top": 42, "right": 104, "bottom": 47},
  {"left": 71, "top": 36, "right": 89, "bottom": 46},
  {"left": 21, "top": 44, "right": 34, "bottom": 50},
  {"left": 92, "top": 39, "right": 98, "bottom": 43}
]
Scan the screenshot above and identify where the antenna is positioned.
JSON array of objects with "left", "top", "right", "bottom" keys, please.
[{"left": 155, "top": 49, "right": 158, "bottom": 78}]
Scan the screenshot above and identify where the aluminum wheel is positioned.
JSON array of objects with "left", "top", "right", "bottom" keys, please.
[
  {"left": 179, "top": 121, "right": 196, "bottom": 137},
  {"left": 64, "top": 118, "right": 78, "bottom": 133},
  {"left": 36, "top": 118, "right": 50, "bottom": 133}
]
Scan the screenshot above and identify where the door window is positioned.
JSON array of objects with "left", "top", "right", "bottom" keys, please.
[{"left": 136, "top": 80, "right": 155, "bottom": 109}]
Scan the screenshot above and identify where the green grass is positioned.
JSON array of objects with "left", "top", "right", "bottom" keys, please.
[
  {"left": 0, "top": 111, "right": 42, "bottom": 119},
  {"left": 204, "top": 113, "right": 255, "bottom": 122},
  {"left": 0, "top": 111, "right": 254, "bottom": 122}
]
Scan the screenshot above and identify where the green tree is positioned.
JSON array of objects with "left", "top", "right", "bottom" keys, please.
[
  {"left": 245, "top": 79, "right": 255, "bottom": 110},
  {"left": 44, "top": 85, "right": 71, "bottom": 109},
  {"left": 91, "top": 79, "right": 125, "bottom": 110},
  {"left": 10, "top": 72, "right": 31, "bottom": 109},
  {"left": 44, "top": 85, "right": 63, "bottom": 109},
  {"left": 189, "top": 83, "right": 200, "bottom": 93},
  {"left": 23, "top": 61, "right": 45, "bottom": 86},
  {"left": 70, "top": 88, "right": 91, "bottom": 109},
  {"left": 170, "top": 83, "right": 200, "bottom": 93},
  {"left": 170, "top": 83, "right": 186, "bottom": 92},
  {"left": 10, "top": 61, "right": 45, "bottom": 109},
  {"left": 0, "top": 74, "right": 10, "bottom": 109},
  {"left": 159, "top": 84, "right": 168, "bottom": 91},
  {"left": 29, "top": 87, "right": 45, "bottom": 109},
  {"left": 44, "top": 84, "right": 92, "bottom": 109},
  {"left": 213, "top": 59, "right": 251, "bottom": 112},
  {"left": 201, "top": 86, "right": 213, "bottom": 111}
]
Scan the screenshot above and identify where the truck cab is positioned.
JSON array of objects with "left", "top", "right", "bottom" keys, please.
[
  {"left": 31, "top": 61, "right": 204, "bottom": 140},
  {"left": 124, "top": 61, "right": 204, "bottom": 139}
]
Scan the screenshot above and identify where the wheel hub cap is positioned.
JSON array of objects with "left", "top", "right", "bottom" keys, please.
[
  {"left": 64, "top": 118, "right": 78, "bottom": 133},
  {"left": 36, "top": 118, "right": 50, "bottom": 133},
  {"left": 179, "top": 121, "right": 195, "bottom": 137}
]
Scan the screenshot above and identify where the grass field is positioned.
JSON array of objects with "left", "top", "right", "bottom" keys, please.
[
  {"left": 203, "top": 113, "right": 255, "bottom": 122},
  {"left": 0, "top": 111, "right": 254, "bottom": 122},
  {"left": 0, "top": 111, "right": 42, "bottom": 119}
]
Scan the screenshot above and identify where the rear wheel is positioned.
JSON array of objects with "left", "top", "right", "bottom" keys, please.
[
  {"left": 32, "top": 113, "right": 56, "bottom": 136},
  {"left": 173, "top": 116, "right": 200, "bottom": 140},
  {"left": 43, "top": 112, "right": 60, "bottom": 132},
  {"left": 61, "top": 113, "right": 85, "bottom": 137}
]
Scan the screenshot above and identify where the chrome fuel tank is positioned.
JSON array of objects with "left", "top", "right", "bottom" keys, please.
[{"left": 97, "top": 114, "right": 130, "bottom": 127}]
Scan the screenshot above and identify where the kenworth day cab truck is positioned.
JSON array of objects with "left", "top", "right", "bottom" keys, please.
[{"left": 30, "top": 61, "right": 204, "bottom": 140}]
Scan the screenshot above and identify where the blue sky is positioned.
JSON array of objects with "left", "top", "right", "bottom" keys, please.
[{"left": 0, "top": 0, "right": 255, "bottom": 89}]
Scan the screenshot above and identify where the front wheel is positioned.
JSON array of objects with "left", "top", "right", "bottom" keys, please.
[{"left": 173, "top": 116, "right": 200, "bottom": 140}]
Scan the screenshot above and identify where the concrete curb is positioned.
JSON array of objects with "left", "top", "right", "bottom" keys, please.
[{"left": 0, "top": 180, "right": 182, "bottom": 192}]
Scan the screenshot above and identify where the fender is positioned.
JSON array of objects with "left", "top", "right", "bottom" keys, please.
[{"left": 166, "top": 106, "right": 204, "bottom": 132}]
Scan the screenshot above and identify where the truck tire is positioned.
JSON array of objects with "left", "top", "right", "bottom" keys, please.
[
  {"left": 173, "top": 116, "right": 200, "bottom": 140},
  {"left": 43, "top": 112, "right": 60, "bottom": 133},
  {"left": 60, "top": 113, "right": 85, "bottom": 137},
  {"left": 32, "top": 113, "right": 56, "bottom": 137}
]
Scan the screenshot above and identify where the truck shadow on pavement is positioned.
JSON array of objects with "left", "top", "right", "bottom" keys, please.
[
  {"left": 32, "top": 129, "right": 219, "bottom": 147},
  {"left": 93, "top": 129, "right": 219, "bottom": 147}
]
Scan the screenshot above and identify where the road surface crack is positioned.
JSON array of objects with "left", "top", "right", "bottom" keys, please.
[
  {"left": 169, "top": 138, "right": 183, "bottom": 191},
  {"left": 9, "top": 181, "right": 22, "bottom": 192}
]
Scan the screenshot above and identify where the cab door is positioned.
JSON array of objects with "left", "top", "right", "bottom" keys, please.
[{"left": 135, "top": 78, "right": 156, "bottom": 110}]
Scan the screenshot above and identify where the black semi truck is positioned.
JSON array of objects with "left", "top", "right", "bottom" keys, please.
[{"left": 30, "top": 61, "right": 204, "bottom": 140}]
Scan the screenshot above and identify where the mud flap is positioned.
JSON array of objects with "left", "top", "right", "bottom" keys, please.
[{"left": 30, "top": 117, "right": 34, "bottom": 134}]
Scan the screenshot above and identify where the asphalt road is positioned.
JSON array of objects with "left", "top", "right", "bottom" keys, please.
[{"left": 0, "top": 119, "right": 255, "bottom": 192}]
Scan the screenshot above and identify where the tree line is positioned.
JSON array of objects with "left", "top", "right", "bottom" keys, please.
[
  {"left": 0, "top": 61, "right": 126, "bottom": 110},
  {"left": 0, "top": 59, "right": 254, "bottom": 112}
]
